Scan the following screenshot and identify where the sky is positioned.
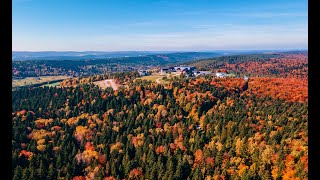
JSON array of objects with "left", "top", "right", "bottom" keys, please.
[{"left": 12, "top": 0, "right": 308, "bottom": 51}]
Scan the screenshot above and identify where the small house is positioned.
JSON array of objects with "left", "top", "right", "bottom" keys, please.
[
  {"left": 138, "top": 70, "right": 148, "bottom": 76},
  {"left": 160, "top": 67, "right": 174, "bottom": 73}
]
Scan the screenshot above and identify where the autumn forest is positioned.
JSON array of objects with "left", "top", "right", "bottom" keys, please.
[{"left": 12, "top": 52, "right": 308, "bottom": 180}]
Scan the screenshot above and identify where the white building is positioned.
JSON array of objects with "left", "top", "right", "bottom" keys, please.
[
  {"left": 173, "top": 66, "right": 196, "bottom": 72},
  {"left": 193, "top": 71, "right": 212, "bottom": 77},
  {"left": 138, "top": 70, "right": 148, "bottom": 76},
  {"left": 244, "top": 75, "right": 249, "bottom": 81}
]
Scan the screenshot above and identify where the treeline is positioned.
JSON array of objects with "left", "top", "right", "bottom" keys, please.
[
  {"left": 58, "top": 71, "right": 141, "bottom": 87},
  {"left": 12, "top": 60, "right": 136, "bottom": 78}
]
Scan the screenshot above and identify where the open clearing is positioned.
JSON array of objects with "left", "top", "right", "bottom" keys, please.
[
  {"left": 93, "top": 79, "right": 120, "bottom": 90},
  {"left": 12, "top": 76, "right": 69, "bottom": 88},
  {"left": 137, "top": 72, "right": 180, "bottom": 84},
  {"left": 136, "top": 75, "right": 164, "bottom": 82}
]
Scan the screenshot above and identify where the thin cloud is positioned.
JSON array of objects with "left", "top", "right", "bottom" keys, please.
[
  {"left": 224, "top": 12, "right": 307, "bottom": 18},
  {"left": 176, "top": 10, "right": 307, "bottom": 18},
  {"left": 13, "top": 22, "right": 307, "bottom": 51}
]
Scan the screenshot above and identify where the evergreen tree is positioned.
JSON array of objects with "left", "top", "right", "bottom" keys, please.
[
  {"left": 192, "top": 167, "right": 203, "bottom": 180},
  {"left": 22, "top": 168, "right": 31, "bottom": 180},
  {"left": 48, "top": 164, "right": 55, "bottom": 179},
  {"left": 13, "top": 166, "right": 23, "bottom": 180}
]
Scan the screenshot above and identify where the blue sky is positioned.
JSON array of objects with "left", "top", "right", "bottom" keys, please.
[{"left": 12, "top": 0, "right": 308, "bottom": 51}]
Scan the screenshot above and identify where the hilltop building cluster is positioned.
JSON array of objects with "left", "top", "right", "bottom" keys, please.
[{"left": 159, "top": 66, "right": 230, "bottom": 78}]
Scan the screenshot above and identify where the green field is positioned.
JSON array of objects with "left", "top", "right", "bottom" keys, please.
[
  {"left": 136, "top": 75, "right": 164, "bottom": 82},
  {"left": 12, "top": 76, "right": 69, "bottom": 88},
  {"left": 136, "top": 73, "right": 180, "bottom": 84}
]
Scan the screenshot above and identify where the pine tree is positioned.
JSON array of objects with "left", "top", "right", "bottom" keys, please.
[
  {"left": 48, "top": 164, "right": 55, "bottom": 179},
  {"left": 56, "top": 154, "right": 63, "bottom": 169},
  {"left": 166, "top": 154, "right": 175, "bottom": 178},
  {"left": 157, "top": 156, "right": 165, "bottom": 179},
  {"left": 29, "top": 167, "right": 36, "bottom": 180},
  {"left": 37, "top": 160, "right": 46, "bottom": 179},
  {"left": 29, "top": 155, "right": 37, "bottom": 169},
  {"left": 192, "top": 167, "right": 202, "bottom": 180},
  {"left": 173, "top": 162, "right": 182, "bottom": 179},
  {"left": 22, "top": 168, "right": 31, "bottom": 180},
  {"left": 13, "top": 166, "right": 23, "bottom": 180},
  {"left": 149, "top": 164, "right": 157, "bottom": 180},
  {"left": 122, "top": 153, "right": 130, "bottom": 177},
  {"left": 12, "top": 150, "right": 18, "bottom": 170}
]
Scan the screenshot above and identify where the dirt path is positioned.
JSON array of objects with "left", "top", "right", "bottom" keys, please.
[{"left": 156, "top": 77, "right": 161, "bottom": 84}]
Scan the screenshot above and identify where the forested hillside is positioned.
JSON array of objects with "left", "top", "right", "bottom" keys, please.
[
  {"left": 187, "top": 52, "right": 307, "bottom": 78},
  {"left": 12, "top": 65, "right": 308, "bottom": 179}
]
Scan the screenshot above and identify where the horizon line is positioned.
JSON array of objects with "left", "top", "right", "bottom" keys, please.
[{"left": 12, "top": 48, "right": 308, "bottom": 53}]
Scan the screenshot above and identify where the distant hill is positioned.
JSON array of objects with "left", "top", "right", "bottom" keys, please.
[
  {"left": 12, "top": 51, "right": 230, "bottom": 66},
  {"left": 12, "top": 50, "right": 301, "bottom": 61},
  {"left": 12, "top": 51, "right": 229, "bottom": 61},
  {"left": 12, "top": 51, "right": 226, "bottom": 64},
  {"left": 12, "top": 51, "right": 225, "bottom": 78},
  {"left": 186, "top": 50, "right": 307, "bottom": 66},
  {"left": 12, "top": 51, "right": 161, "bottom": 61}
]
